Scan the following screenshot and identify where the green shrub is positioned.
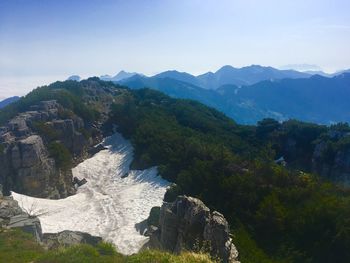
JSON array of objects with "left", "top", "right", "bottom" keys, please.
[
  {"left": 33, "top": 121, "right": 60, "bottom": 142},
  {"left": 49, "top": 142, "right": 72, "bottom": 170}
]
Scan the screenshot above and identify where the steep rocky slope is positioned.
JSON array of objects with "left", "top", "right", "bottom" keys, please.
[{"left": 0, "top": 100, "right": 91, "bottom": 198}]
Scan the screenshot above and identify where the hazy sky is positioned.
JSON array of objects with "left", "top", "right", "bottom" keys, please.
[{"left": 1, "top": 0, "right": 350, "bottom": 99}]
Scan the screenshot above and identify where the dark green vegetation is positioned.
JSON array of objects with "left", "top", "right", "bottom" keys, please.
[
  {"left": 48, "top": 142, "right": 72, "bottom": 170},
  {"left": 109, "top": 88, "right": 350, "bottom": 263},
  {"left": 1, "top": 79, "right": 350, "bottom": 262},
  {"left": 0, "top": 229, "right": 212, "bottom": 263},
  {"left": 0, "top": 80, "right": 99, "bottom": 126}
]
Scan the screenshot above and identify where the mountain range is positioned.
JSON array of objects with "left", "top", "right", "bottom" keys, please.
[
  {"left": 112, "top": 65, "right": 350, "bottom": 125},
  {"left": 66, "top": 65, "right": 350, "bottom": 125},
  {"left": 144, "top": 65, "right": 312, "bottom": 89}
]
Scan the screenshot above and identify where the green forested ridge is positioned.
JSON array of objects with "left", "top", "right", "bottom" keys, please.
[
  {"left": 0, "top": 80, "right": 100, "bottom": 126},
  {"left": 1, "top": 80, "right": 350, "bottom": 262},
  {"left": 109, "top": 88, "right": 350, "bottom": 263}
]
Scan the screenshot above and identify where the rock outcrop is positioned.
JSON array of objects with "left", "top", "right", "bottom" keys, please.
[
  {"left": 0, "top": 100, "right": 92, "bottom": 198},
  {"left": 42, "top": 230, "right": 102, "bottom": 249},
  {"left": 10, "top": 135, "right": 68, "bottom": 198},
  {"left": 276, "top": 127, "right": 350, "bottom": 186},
  {"left": 7, "top": 213, "right": 43, "bottom": 242},
  {"left": 0, "top": 195, "right": 23, "bottom": 220},
  {"left": 0, "top": 194, "right": 43, "bottom": 242},
  {"left": 146, "top": 196, "right": 239, "bottom": 263}
]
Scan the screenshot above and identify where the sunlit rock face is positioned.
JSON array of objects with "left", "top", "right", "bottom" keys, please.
[
  {"left": 0, "top": 100, "right": 89, "bottom": 198},
  {"left": 146, "top": 195, "right": 240, "bottom": 263}
]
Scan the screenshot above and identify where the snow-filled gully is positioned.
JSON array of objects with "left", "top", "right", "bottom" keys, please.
[{"left": 12, "top": 133, "right": 170, "bottom": 255}]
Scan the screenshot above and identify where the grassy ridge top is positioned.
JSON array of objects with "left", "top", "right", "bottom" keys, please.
[{"left": 0, "top": 229, "right": 213, "bottom": 263}]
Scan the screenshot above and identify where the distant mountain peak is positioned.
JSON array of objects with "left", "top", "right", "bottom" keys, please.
[
  {"left": 100, "top": 71, "right": 139, "bottom": 82},
  {"left": 0, "top": 96, "right": 20, "bottom": 109},
  {"left": 247, "top": 64, "right": 264, "bottom": 68},
  {"left": 67, "top": 75, "right": 81, "bottom": 81},
  {"left": 113, "top": 71, "right": 138, "bottom": 81},
  {"left": 216, "top": 65, "right": 237, "bottom": 73},
  {"left": 155, "top": 69, "right": 194, "bottom": 76}
]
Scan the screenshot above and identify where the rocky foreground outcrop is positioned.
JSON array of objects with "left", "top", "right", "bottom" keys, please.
[
  {"left": 42, "top": 230, "right": 102, "bottom": 250},
  {"left": 0, "top": 100, "right": 93, "bottom": 198},
  {"left": 145, "top": 196, "right": 240, "bottom": 263}
]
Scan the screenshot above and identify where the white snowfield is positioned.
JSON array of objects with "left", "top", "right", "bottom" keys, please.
[{"left": 12, "top": 133, "right": 170, "bottom": 255}]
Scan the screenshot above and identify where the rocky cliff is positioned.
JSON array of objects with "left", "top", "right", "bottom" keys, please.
[
  {"left": 262, "top": 120, "right": 350, "bottom": 186},
  {"left": 146, "top": 196, "right": 240, "bottom": 263},
  {"left": 0, "top": 100, "right": 93, "bottom": 198}
]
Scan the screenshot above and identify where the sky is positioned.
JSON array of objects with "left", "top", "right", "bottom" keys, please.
[{"left": 1, "top": 0, "right": 350, "bottom": 99}]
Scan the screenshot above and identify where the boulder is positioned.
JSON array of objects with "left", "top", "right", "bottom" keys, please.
[
  {"left": 204, "top": 211, "right": 239, "bottom": 263},
  {"left": 146, "top": 196, "right": 240, "bottom": 263},
  {"left": 0, "top": 196, "right": 42, "bottom": 242},
  {"left": 0, "top": 196, "right": 23, "bottom": 219},
  {"left": 7, "top": 213, "right": 43, "bottom": 242},
  {"left": 88, "top": 143, "right": 107, "bottom": 156},
  {"left": 73, "top": 177, "right": 87, "bottom": 187},
  {"left": 42, "top": 230, "right": 102, "bottom": 249}
]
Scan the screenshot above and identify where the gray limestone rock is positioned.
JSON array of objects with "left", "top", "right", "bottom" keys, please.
[
  {"left": 0, "top": 196, "right": 42, "bottom": 242},
  {"left": 42, "top": 230, "right": 102, "bottom": 249},
  {"left": 7, "top": 213, "right": 43, "bottom": 242},
  {"left": 0, "top": 196, "right": 23, "bottom": 219},
  {"left": 0, "top": 100, "right": 92, "bottom": 198},
  {"left": 147, "top": 195, "right": 240, "bottom": 263}
]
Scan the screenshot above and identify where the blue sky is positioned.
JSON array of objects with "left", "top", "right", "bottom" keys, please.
[{"left": 0, "top": 0, "right": 349, "bottom": 98}]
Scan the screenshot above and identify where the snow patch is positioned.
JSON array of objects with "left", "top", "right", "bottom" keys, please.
[{"left": 12, "top": 133, "right": 170, "bottom": 255}]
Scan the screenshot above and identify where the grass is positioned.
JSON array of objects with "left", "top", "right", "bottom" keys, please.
[
  {"left": 0, "top": 228, "right": 44, "bottom": 263},
  {"left": 127, "top": 250, "right": 213, "bottom": 263},
  {"left": 0, "top": 228, "right": 215, "bottom": 263}
]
